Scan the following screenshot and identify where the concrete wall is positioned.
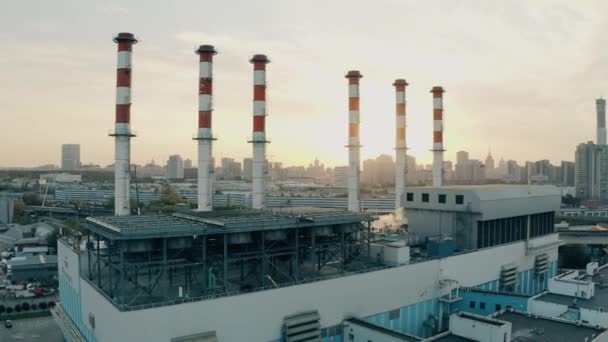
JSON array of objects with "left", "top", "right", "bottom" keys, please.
[
  {"left": 57, "top": 241, "right": 96, "bottom": 342},
  {"left": 528, "top": 299, "right": 568, "bottom": 318},
  {"left": 458, "top": 291, "right": 528, "bottom": 316},
  {"left": 581, "top": 308, "right": 608, "bottom": 328},
  {"left": 549, "top": 271, "right": 595, "bottom": 299},
  {"left": 449, "top": 314, "right": 511, "bottom": 342},
  {"left": 61, "top": 235, "right": 559, "bottom": 342}
]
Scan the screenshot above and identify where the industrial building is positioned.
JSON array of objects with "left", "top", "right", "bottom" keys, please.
[
  {"left": 53, "top": 32, "right": 571, "bottom": 342},
  {"left": 6, "top": 254, "right": 58, "bottom": 284},
  {"left": 404, "top": 185, "right": 560, "bottom": 251}
]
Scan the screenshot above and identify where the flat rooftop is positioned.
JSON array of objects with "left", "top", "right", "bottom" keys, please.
[
  {"left": 495, "top": 311, "right": 605, "bottom": 341},
  {"left": 345, "top": 318, "right": 422, "bottom": 341},
  {"left": 84, "top": 207, "right": 372, "bottom": 240},
  {"left": 535, "top": 266, "right": 608, "bottom": 311},
  {"left": 458, "top": 313, "right": 506, "bottom": 327},
  {"left": 7, "top": 254, "right": 57, "bottom": 268},
  {"left": 428, "top": 334, "right": 475, "bottom": 342}
]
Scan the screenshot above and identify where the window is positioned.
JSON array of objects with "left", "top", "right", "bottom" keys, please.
[
  {"left": 438, "top": 194, "right": 446, "bottom": 204},
  {"left": 456, "top": 194, "right": 464, "bottom": 204},
  {"left": 469, "top": 301, "right": 475, "bottom": 308},
  {"left": 349, "top": 334, "right": 354, "bottom": 341},
  {"left": 480, "top": 302, "right": 486, "bottom": 310},
  {"left": 422, "top": 193, "right": 429, "bottom": 202},
  {"left": 406, "top": 192, "right": 414, "bottom": 202},
  {"left": 389, "top": 309, "right": 400, "bottom": 320},
  {"left": 496, "top": 304, "right": 502, "bottom": 312}
]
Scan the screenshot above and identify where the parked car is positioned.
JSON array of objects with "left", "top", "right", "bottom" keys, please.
[{"left": 4, "top": 320, "right": 13, "bottom": 328}]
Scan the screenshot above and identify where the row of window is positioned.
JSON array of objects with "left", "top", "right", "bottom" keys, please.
[
  {"left": 469, "top": 301, "right": 502, "bottom": 312},
  {"left": 406, "top": 192, "right": 464, "bottom": 205},
  {"left": 476, "top": 212, "right": 555, "bottom": 249}
]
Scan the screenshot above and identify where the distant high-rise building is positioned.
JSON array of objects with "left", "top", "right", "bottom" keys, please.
[
  {"left": 597, "top": 98, "right": 606, "bottom": 145},
  {"left": 455, "top": 159, "right": 485, "bottom": 183},
  {"left": 184, "top": 158, "right": 193, "bottom": 169},
  {"left": 333, "top": 166, "right": 349, "bottom": 188},
  {"left": 220, "top": 158, "right": 242, "bottom": 180},
  {"left": 503, "top": 160, "right": 521, "bottom": 183},
  {"left": 560, "top": 161, "right": 575, "bottom": 187},
  {"left": 243, "top": 158, "right": 253, "bottom": 181},
  {"left": 497, "top": 158, "right": 507, "bottom": 177},
  {"left": 456, "top": 151, "right": 469, "bottom": 165},
  {"left": 575, "top": 141, "right": 608, "bottom": 199},
  {"left": 442, "top": 161, "right": 453, "bottom": 181},
  {"left": 167, "top": 155, "right": 184, "bottom": 180},
  {"left": 361, "top": 154, "right": 395, "bottom": 185},
  {"left": 529, "top": 160, "right": 557, "bottom": 184},
  {"left": 485, "top": 151, "right": 495, "bottom": 178},
  {"left": 61, "top": 144, "right": 81, "bottom": 170}
]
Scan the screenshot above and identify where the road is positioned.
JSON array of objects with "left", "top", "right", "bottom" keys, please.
[{"left": 0, "top": 317, "right": 62, "bottom": 342}]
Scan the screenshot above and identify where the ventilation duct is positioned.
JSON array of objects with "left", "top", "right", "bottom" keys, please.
[{"left": 284, "top": 310, "right": 321, "bottom": 342}]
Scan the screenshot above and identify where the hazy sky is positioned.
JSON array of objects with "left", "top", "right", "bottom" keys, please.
[{"left": 1, "top": 0, "right": 606, "bottom": 168}]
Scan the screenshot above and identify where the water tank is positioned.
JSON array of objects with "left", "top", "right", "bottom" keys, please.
[
  {"left": 229, "top": 232, "right": 253, "bottom": 244},
  {"left": 265, "top": 230, "right": 287, "bottom": 241},
  {"left": 168, "top": 237, "right": 193, "bottom": 250},
  {"left": 126, "top": 240, "right": 153, "bottom": 253}
]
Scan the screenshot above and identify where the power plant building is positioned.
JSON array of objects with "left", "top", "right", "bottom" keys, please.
[{"left": 52, "top": 32, "right": 588, "bottom": 342}]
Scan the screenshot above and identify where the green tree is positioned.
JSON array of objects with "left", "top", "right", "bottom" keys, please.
[
  {"left": 47, "top": 228, "right": 60, "bottom": 247},
  {"left": 562, "top": 194, "right": 580, "bottom": 207},
  {"left": 22, "top": 192, "right": 42, "bottom": 206}
]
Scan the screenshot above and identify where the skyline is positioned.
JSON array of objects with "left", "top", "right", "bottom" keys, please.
[{"left": 2, "top": 1, "right": 607, "bottom": 168}]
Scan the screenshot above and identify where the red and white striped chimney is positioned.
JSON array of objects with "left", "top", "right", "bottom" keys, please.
[
  {"left": 346, "top": 70, "right": 363, "bottom": 212},
  {"left": 394, "top": 79, "right": 409, "bottom": 208},
  {"left": 111, "top": 32, "right": 137, "bottom": 216},
  {"left": 195, "top": 45, "right": 217, "bottom": 212},
  {"left": 431, "top": 86, "right": 445, "bottom": 187},
  {"left": 250, "top": 54, "right": 270, "bottom": 209}
]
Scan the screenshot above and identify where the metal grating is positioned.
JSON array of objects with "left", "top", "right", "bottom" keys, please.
[
  {"left": 535, "top": 253, "right": 549, "bottom": 275},
  {"left": 171, "top": 331, "right": 218, "bottom": 342},
  {"left": 284, "top": 310, "right": 321, "bottom": 342},
  {"left": 501, "top": 263, "right": 518, "bottom": 287}
]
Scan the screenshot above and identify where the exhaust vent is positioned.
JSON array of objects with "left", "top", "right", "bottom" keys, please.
[
  {"left": 501, "top": 263, "right": 518, "bottom": 288},
  {"left": 535, "top": 253, "right": 549, "bottom": 275},
  {"left": 284, "top": 310, "right": 321, "bottom": 342}
]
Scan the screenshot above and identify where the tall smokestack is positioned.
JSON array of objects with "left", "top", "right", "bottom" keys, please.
[
  {"left": 250, "top": 54, "right": 270, "bottom": 209},
  {"left": 346, "top": 70, "right": 363, "bottom": 212},
  {"left": 597, "top": 98, "right": 606, "bottom": 145},
  {"left": 394, "top": 79, "right": 409, "bottom": 208},
  {"left": 111, "top": 32, "right": 137, "bottom": 216},
  {"left": 431, "top": 86, "right": 445, "bottom": 187},
  {"left": 195, "top": 45, "right": 217, "bottom": 212}
]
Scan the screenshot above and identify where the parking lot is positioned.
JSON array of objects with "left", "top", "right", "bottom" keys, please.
[{"left": 0, "top": 317, "right": 63, "bottom": 342}]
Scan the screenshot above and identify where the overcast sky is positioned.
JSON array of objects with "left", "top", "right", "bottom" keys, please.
[{"left": 1, "top": 0, "right": 606, "bottom": 168}]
